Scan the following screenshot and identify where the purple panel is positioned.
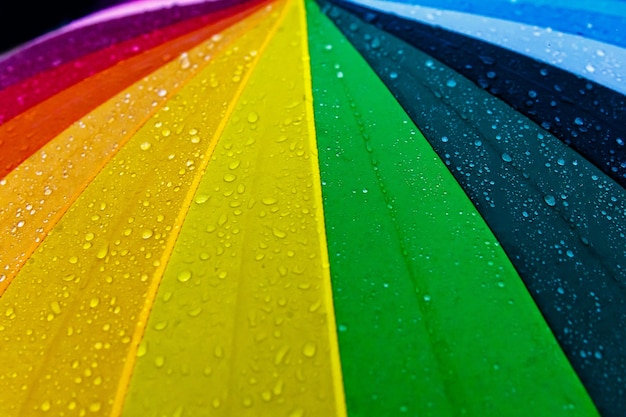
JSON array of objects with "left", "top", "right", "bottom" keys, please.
[{"left": 0, "top": 0, "right": 247, "bottom": 89}]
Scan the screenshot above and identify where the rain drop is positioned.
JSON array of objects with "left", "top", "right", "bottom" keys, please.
[
  {"left": 501, "top": 153, "right": 512, "bottom": 163},
  {"left": 303, "top": 342, "right": 317, "bottom": 357},
  {"left": 446, "top": 79, "right": 457, "bottom": 88},
  {"left": 177, "top": 270, "right": 192, "bottom": 283},
  {"left": 262, "top": 197, "right": 278, "bottom": 205},
  {"left": 195, "top": 194, "right": 210, "bottom": 204},
  {"left": 544, "top": 195, "right": 556, "bottom": 206},
  {"left": 247, "top": 112, "right": 259, "bottom": 123}
]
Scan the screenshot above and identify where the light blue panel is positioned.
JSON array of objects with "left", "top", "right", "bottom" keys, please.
[
  {"left": 347, "top": 0, "right": 626, "bottom": 95},
  {"left": 361, "top": 0, "right": 626, "bottom": 48}
]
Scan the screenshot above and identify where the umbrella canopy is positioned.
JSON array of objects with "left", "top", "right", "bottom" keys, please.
[{"left": 0, "top": 0, "right": 623, "bottom": 416}]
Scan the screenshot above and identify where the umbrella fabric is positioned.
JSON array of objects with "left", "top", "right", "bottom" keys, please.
[
  {"left": 348, "top": 0, "right": 626, "bottom": 96},
  {"left": 377, "top": 0, "right": 626, "bottom": 48},
  {"left": 0, "top": 0, "right": 270, "bottom": 178},
  {"left": 335, "top": 0, "right": 626, "bottom": 188},
  {"left": 0, "top": 3, "right": 289, "bottom": 415},
  {"left": 0, "top": 0, "right": 273, "bottom": 295},
  {"left": 119, "top": 1, "right": 345, "bottom": 415},
  {"left": 306, "top": 1, "right": 597, "bottom": 416},
  {"left": 318, "top": 1, "right": 625, "bottom": 415},
  {"left": 0, "top": 0, "right": 624, "bottom": 416},
  {"left": 0, "top": 0, "right": 269, "bottom": 125},
  {"left": 0, "top": 0, "right": 251, "bottom": 88}
]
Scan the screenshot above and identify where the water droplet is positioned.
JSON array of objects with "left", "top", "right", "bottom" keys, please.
[
  {"left": 574, "top": 117, "right": 584, "bottom": 126},
  {"left": 142, "top": 229, "right": 154, "bottom": 239},
  {"left": 441, "top": 136, "right": 449, "bottom": 142},
  {"left": 336, "top": 71, "right": 344, "bottom": 78},
  {"left": 389, "top": 72, "right": 398, "bottom": 79},
  {"left": 50, "top": 301, "right": 61, "bottom": 315},
  {"left": 289, "top": 408, "right": 305, "bottom": 417},
  {"left": 140, "top": 142, "right": 151, "bottom": 151},
  {"left": 137, "top": 341, "right": 148, "bottom": 357},
  {"left": 90, "top": 298, "right": 100, "bottom": 308},
  {"left": 177, "top": 270, "right": 192, "bottom": 283},
  {"left": 501, "top": 153, "right": 512, "bottom": 162},
  {"left": 247, "top": 112, "right": 259, "bottom": 123},
  {"left": 214, "top": 346, "right": 224, "bottom": 358},
  {"left": 423, "top": 294, "right": 431, "bottom": 302},
  {"left": 566, "top": 250, "right": 574, "bottom": 258},
  {"left": 272, "top": 228, "right": 287, "bottom": 239},
  {"left": 195, "top": 194, "right": 210, "bottom": 204},
  {"left": 446, "top": 79, "right": 457, "bottom": 88},
  {"left": 557, "top": 287, "right": 565, "bottom": 294},
  {"left": 41, "top": 401, "right": 51, "bottom": 412},
  {"left": 585, "top": 63, "right": 596, "bottom": 73},
  {"left": 303, "top": 342, "right": 317, "bottom": 357},
  {"left": 179, "top": 52, "right": 190, "bottom": 69},
  {"left": 262, "top": 197, "right": 277, "bottom": 205},
  {"left": 544, "top": 195, "right": 556, "bottom": 206},
  {"left": 157, "top": 89, "right": 167, "bottom": 97},
  {"left": 223, "top": 173, "right": 236, "bottom": 183},
  {"left": 89, "top": 402, "right": 101, "bottom": 413},
  {"left": 96, "top": 245, "right": 108, "bottom": 260}
]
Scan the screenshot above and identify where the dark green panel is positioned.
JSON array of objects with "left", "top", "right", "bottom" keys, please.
[
  {"left": 306, "top": 1, "right": 599, "bottom": 416},
  {"left": 317, "top": 2, "right": 626, "bottom": 416}
]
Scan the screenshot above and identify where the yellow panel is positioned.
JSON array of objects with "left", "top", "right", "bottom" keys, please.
[
  {"left": 120, "top": 0, "right": 346, "bottom": 416},
  {"left": 0, "top": 5, "right": 284, "bottom": 417},
  {"left": 0, "top": 6, "right": 273, "bottom": 296}
]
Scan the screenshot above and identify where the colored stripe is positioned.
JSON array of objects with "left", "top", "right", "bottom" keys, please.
[
  {"left": 120, "top": 1, "right": 346, "bottom": 415},
  {"left": 0, "top": 3, "right": 260, "bottom": 180},
  {"left": 307, "top": 1, "right": 599, "bottom": 416},
  {"left": 335, "top": 0, "right": 626, "bottom": 188},
  {"left": 348, "top": 0, "right": 626, "bottom": 96},
  {"left": 387, "top": 0, "right": 626, "bottom": 48},
  {"left": 0, "top": 0, "right": 251, "bottom": 89},
  {"left": 0, "top": 0, "right": 268, "bottom": 125},
  {"left": 0, "top": 9, "right": 278, "bottom": 416},
  {"left": 0, "top": 3, "right": 273, "bottom": 295},
  {"left": 320, "top": 3, "right": 626, "bottom": 415},
  {"left": 58, "top": 0, "right": 216, "bottom": 31}
]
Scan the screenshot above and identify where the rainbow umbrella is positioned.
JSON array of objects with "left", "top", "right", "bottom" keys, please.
[{"left": 0, "top": 0, "right": 624, "bottom": 416}]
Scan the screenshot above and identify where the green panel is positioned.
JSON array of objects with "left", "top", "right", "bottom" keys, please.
[{"left": 306, "top": 1, "right": 599, "bottom": 416}]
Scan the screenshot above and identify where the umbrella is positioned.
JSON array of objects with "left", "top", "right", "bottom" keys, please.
[{"left": 0, "top": 0, "right": 623, "bottom": 416}]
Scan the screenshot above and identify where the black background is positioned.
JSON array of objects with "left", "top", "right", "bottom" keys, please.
[{"left": 0, "top": 0, "right": 127, "bottom": 54}]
